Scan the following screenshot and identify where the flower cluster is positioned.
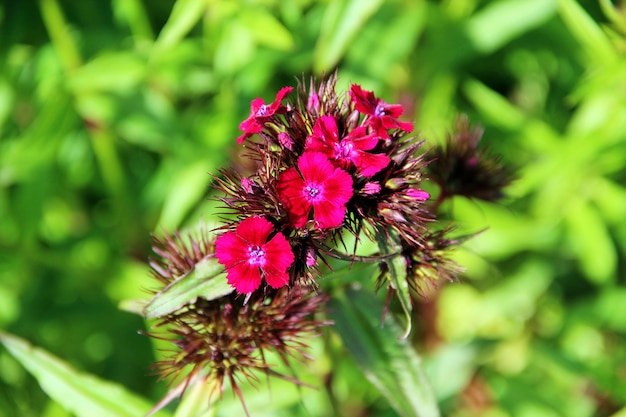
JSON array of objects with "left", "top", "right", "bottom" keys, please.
[
  {"left": 215, "top": 74, "right": 442, "bottom": 295},
  {"left": 142, "top": 73, "right": 513, "bottom": 413}
]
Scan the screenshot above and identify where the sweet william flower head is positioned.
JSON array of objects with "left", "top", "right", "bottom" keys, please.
[
  {"left": 306, "top": 115, "right": 390, "bottom": 177},
  {"left": 215, "top": 216, "right": 294, "bottom": 293},
  {"left": 277, "top": 152, "right": 353, "bottom": 229},
  {"left": 426, "top": 116, "right": 514, "bottom": 202},
  {"left": 152, "top": 288, "right": 330, "bottom": 415}
]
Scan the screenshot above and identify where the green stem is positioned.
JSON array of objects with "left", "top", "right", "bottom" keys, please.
[
  {"left": 39, "top": 0, "right": 82, "bottom": 72},
  {"left": 317, "top": 243, "right": 399, "bottom": 263},
  {"left": 112, "top": 0, "right": 155, "bottom": 44}
]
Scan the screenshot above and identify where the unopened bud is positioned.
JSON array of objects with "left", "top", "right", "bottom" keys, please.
[
  {"left": 278, "top": 132, "right": 294, "bottom": 151},
  {"left": 384, "top": 177, "right": 407, "bottom": 190},
  {"left": 345, "top": 110, "right": 361, "bottom": 131},
  {"left": 362, "top": 182, "right": 382, "bottom": 195}
]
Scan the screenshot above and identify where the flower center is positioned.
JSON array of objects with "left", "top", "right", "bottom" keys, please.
[
  {"left": 374, "top": 104, "right": 386, "bottom": 116},
  {"left": 336, "top": 141, "right": 355, "bottom": 160},
  {"left": 255, "top": 104, "right": 269, "bottom": 117},
  {"left": 303, "top": 183, "right": 323, "bottom": 202},
  {"left": 247, "top": 245, "right": 266, "bottom": 266}
]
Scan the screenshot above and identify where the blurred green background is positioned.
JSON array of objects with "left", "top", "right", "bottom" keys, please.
[{"left": 1, "top": 0, "right": 626, "bottom": 416}]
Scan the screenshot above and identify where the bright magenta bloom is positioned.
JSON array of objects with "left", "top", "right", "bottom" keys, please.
[
  {"left": 306, "top": 115, "right": 390, "bottom": 177},
  {"left": 349, "top": 84, "right": 413, "bottom": 138},
  {"left": 277, "top": 152, "right": 353, "bottom": 228},
  {"left": 215, "top": 216, "right": 294, "bottom": 293},
  {"left": 237, "top": 86, "right": 293, "bottom": 144}
]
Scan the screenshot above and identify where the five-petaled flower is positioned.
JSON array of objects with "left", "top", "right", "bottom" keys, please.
[
  {"left": 237, "top": 86, "right": 293, "bottom": 144},
  {"left": 277, "top": 152, "right": 353, "bottom": 228},
  {"left": 306, "top": 115, "right": 390, "bottom": 177},
  {"left": 215, "top": 216, "right": 294, "bottom": 293},
  {"left": 349, "top": 84, "right": 413, "bottom": 138}
]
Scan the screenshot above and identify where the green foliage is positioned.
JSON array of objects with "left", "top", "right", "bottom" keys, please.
[
  {"left": 141, "top": 257, "right": 232, "bottom": 319},
  {"left": 331, "top": 288, "right": 440, "bottom": 417},
  {"left": 0, "top": 332, "right": 171, "bottom": 417},
  {"left": 1, "top": 0, "right": 626, "bottom": 416}
]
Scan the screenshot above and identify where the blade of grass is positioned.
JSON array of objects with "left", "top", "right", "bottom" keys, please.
[
  {"left": 39, "top": 0, "right": 82, "bottom": 72},
  {"left": 0, "top": 332, "right": 171, "bottom": 417},
  {"left": 558, "top": 0, "right": 617, "bottom": 66},
  {"left": 314, "top": 0, "right": 383, "bottom": 73},
  {"left": 112, "top": 0, "right": 155, "bottom": 43},
  {"left": 151, "top": 0, "right": 207, "bottom": 61},
  {"left": 466, "top": 0, "right": 557, "bottom": 54}
]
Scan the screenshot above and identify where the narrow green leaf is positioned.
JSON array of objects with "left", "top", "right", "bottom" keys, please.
[
  {"left": 558, "top": 0, "right": 617, "bottom": 66},
  {"left": 151, "top": 0, "right": 206, "bottom": 59},
  {"left": 387, "top": 254, "right": 413, "bottom": 339},
  {"left": 39, "top": 0, "right": 82, "bottom": 72},
  {"left": 143, "top": 256, "right": 233, "bottom": 319},
  {"left": 112, "top": 0, "right": 155, "bottom": 42},
  {"left": 0, "top": 332, "right": 170, "bottom": 417},
  {"left": 375, "top": 231, "right": 412, "bottom": 339},
  {"left": 462, "top": 78, "right": 560, "bottom": 153},
  {"left": 239, "top": 8, "right": 295, "bottom": 50},
  {"left": 314, "top": 0, "right": 383, "bottom": 73},
  {"left": 155, "top": 160, "right": 214, "bottom": 231},
  {"left": 68, "top": 52, "right": 146, "bottom": 94},
  {"left": 330, "top": 288, "right": 440, "bottom": 417},
  {"left": 466, "top": 0, "right": 557, "bottom": 53},
  {"left": 599, "top": 0, "right": 626, "bottom": 35},
  {"left": 565, "top": 201, "right": 616, "bottom": 284}
]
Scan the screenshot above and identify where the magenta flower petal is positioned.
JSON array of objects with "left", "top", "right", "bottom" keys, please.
[
  {"left": 262, "top": 268, "right": 290, "bottom": 289},
  {"left": 298, "top": 150, "right": 337, "bottom": 182},
  {"left": 264, "top": 232, "right": 295, "bottom": 271},
  {"left": 262, "top": 234, "right": 293, "bottom": 289},
  {"left": 236, "top": 215, "right": 274, "bottom": 246},
  {"left": 270, "top": 86, "right": 294, "bottom": 112},
  {"left": 215, "top": 216, "right": 294, "bottom": 293},
  {"left": 352, "top": 151, "right": 390, "bottom": 177},
  {"left": 349, "top": 84, "right": 413, "bottom": 138},
  {"left": 214, "top": 232, "right": 247, "bottom": 266},
  {"left": 227, "top": 262, "right": 262, "bottom": 293},
  {"left": 350, "top": 84, "right": 379, "bottom": 114},
  {"left": 305, "top": 116, "right": 387, "bottom": 177},
  {"left": 277, "top": 168, "right": 312, "bottom": 228},
  {"left": 347, "top": 126, "right": 378, "bottom": 150},
  {"left": 236, "top": 86, "right": 293, "bottom": 144},
  {"left": 278, "top": 152, "right": 353, "bottom": 229}
]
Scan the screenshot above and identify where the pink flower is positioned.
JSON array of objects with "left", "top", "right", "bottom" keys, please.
[
  {"left": 215, "top": 216, "right": 294, "bottom": 293},
  {"left": 306, "top": 115, "right": 390, "bottom": 177},
  {"left": 277, "top": 152, "right": 353, "bottom": 229},
  {"left": 237, "top": 86, "right": 293, "bottom": 144},
  {"left": 349, "top": 84, "right": 413, "bottom": 138}
]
